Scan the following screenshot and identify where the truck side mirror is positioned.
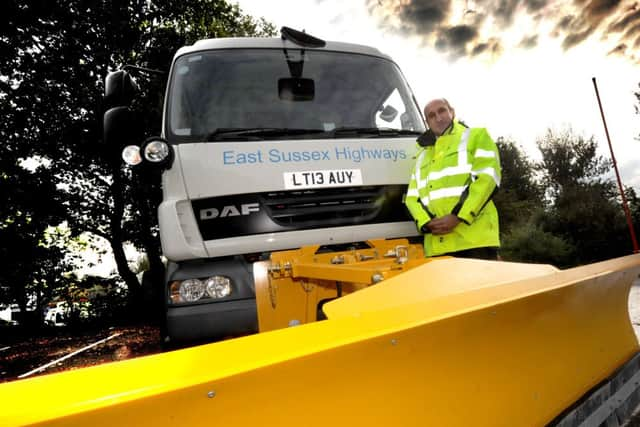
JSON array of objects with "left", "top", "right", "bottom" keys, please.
[
  {"left": 104, "top": 70, "right": 139, "bottom": 108},
  {"left": 103, "top": 106, "right": 139, "bottom": 149},
  {"left": 103, "top": 70, "right": 141, "bottom": 150}
]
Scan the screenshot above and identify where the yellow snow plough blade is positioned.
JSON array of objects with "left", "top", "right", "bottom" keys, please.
[{"left": 1, "top": 254, "right": 639, "bottom": 426}]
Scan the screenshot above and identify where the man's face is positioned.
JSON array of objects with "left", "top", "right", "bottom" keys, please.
[{"left": 424, "top": 100, "right": 454, "bottom": 136}]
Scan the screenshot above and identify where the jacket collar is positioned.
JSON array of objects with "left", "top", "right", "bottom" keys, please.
[
  {"left": 443, "top": 119, "right": 469, "bottom": 135},
  {"left": 416, "top": 120, "right": 468, "bottom": 148},
  {"left": 441, "top": 120, "right": 455, "bottom": 135}
]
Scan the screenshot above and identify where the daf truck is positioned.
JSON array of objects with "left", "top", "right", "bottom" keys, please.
[{"left": 103, "top": 27, "right": 426, "bottom": 344}]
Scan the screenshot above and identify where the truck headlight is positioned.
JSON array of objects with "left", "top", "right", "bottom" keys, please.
[
  {"left": 178, "top": 279, "right": 205, "bottom": 302},
  {"left": 122, "top": 145, "right": 142, "bottom": 165},
  {"left": 205, "top": 276, "right": 232, "bottom": 298},
  {"left": 143, "top": 139, "right": 171, "bottom": 163},
  {"left": 169, "top": 276, "right": 233, "bottom": 304},
  {"left": 135, "top": 136, "right": 174, "bottom": 169}
]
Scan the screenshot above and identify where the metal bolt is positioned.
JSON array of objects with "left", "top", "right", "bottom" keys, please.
[
  {"left": 391, "top": 339, "right": 398, "bottom": 346},
  {"left": 207, "top": 391, "right": 216, "bottom": 398},
  {"left": 372, "top": 273, "right": 384, "bottom": 283},
  {"left": 269, "top": 263, "right": 281, "bottom": 273},
  {"left": 395, "top": 246, "right": 409, "bottom": 264}
]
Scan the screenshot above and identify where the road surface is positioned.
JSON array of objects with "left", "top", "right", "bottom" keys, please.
[{"left": 630, "top": 279, "right": 640, "bottom": 340}]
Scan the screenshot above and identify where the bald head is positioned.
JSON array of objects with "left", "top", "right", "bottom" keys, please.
[{"left": 424, "top": 98, "right": 455, "bottom": 136}]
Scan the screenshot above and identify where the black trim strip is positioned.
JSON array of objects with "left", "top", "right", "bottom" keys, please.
[
  {"left": 451, "top": 184, "right": 498, "bottom": 222},
  {"left": 418, "top": 198, "right": 435, "bottom": 220}
]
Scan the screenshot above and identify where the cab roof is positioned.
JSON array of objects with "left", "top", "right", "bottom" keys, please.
[{"left": 174, "top": 37, "right": 392, "bottom": 61}]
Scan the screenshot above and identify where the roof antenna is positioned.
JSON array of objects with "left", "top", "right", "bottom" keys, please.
[{"left": 280, "top": 26, "right": 326, "bottom": 48}]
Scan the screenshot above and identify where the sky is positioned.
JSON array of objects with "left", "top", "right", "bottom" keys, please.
[{"left": 235, "top": 0, "right": 640, "bottom": 189}]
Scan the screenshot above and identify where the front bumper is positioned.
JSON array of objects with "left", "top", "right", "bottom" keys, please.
[{"left": 166, "top": 298, "right": 257, "bottom": 343}]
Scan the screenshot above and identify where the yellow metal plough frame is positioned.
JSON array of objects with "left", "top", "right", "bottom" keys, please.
[{"left": 1, "top": 239, "right": 640, "bottom": 426}]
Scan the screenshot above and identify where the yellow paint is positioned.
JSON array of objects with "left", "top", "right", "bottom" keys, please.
[
  {"left": 256, "top": 239, "right": 429, "bottom": 331},
  {"left": 1, "top": 254, "right": 639, "bottom": 426}
]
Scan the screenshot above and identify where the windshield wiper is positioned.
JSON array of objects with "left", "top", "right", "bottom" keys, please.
[
  {"left": 327, "top": 127, "right": 422, "bottom": 138},
  {"left": 205, "top": 127, "right": 422, "bottom": 141},
  {"left": 206, "top": 127, "right": 325, "bottom": 141}
]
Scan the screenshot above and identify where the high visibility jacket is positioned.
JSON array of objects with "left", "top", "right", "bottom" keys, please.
[{"left": 404, "top": 120, "right": 501, "bottom": 257}]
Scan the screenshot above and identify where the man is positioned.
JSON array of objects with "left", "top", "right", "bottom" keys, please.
[{"left": 404, "top": 98, "right": 501, "bottom": 259}]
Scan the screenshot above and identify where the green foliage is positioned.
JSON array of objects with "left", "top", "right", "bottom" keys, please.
[
  {"left": 82, "top": 278, "right": 129, "bottom": 325},
  {"left": 1, "top": 0, "right": 275, "bottom": 324},
  {"left": 493, "top": 137, "right": 544, "bottom": 234},
  {"left": 536, "top": 128, "right": 612, "bottom": 198},
  {"left": 535, "top": 128, "right": 632, "bottom": 265},
  {"left": 499, "top": 221, "right": 574, "bottom": 267},
  {"left": 494, "top": 127, "right": 636, "bottom": 267},
  {"left": 628, "top": 187, "right": 640, "bottom": 234},
  {"left": 0, "top": 163, "right": 69, "bottom": 324}
]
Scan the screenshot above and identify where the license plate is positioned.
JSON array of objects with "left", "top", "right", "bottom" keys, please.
[{"left": 283, "top": 169, "right": 363, "bottom": 190}]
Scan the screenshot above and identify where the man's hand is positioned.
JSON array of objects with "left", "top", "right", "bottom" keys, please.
[{"left": 425, "top": 214, "right": 461, "bottom": 235}]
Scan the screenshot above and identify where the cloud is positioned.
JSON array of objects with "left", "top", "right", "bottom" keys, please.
[
  {"left": 607, "top": 42, "right": 627, "bottom": 55},
  {"left": 435, "top": 24, "right": 478, "bottom": 53},
  {"left": 524, "top": 0, "right": 549, "bottom": 13},
  {"left": 367, "top": 0, "right": 638, "bottom": 62},
  {"left": 607, "top": 4, "right": 640, "bottom": 33},
  {"left": 562, "top": 25, "right": 596, "bottom": 49},
  {"left": 396, "top": 0, "right": 452, "bottom": 33},
  {"left": 470, "top": 37, "right": 503, "bottom": 56},
  {"left": 519, "top": 34, "right": 539, "bottom": 48}
]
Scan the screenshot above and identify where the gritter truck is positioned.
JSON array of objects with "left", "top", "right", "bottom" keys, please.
[
  {"left": 104, "top": 27, "right": 426, "bottom": 344},
  {"left": 2, "top": 27, "right": 640, "bottom": 427}
]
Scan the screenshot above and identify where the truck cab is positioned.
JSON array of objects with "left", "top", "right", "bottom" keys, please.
[{"left": 105, "top": 28, "right": 426, "bottom": 344}]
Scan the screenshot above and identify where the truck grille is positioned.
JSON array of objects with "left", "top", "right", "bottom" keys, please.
[
  {"left": 192, "top": 185, "right": 410, "bottom": 241},
  {"left": 261, "top": 186, "right": 398, "bottom": 227}
]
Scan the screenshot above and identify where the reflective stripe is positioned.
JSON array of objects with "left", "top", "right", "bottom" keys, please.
[
  {"left": 426, "top": 129, "right": 471, "bottom": 181},
  {"left": 428, "top": 164, "right": 472, "bottom": 180},
  {"left": 414, "top": 151, "right": 426, "bottom": 185},
  {"left": 472, "top": 167, "right": 501, "bottom": 186},
  {"left": 429, "top": 186, "right": 467, "bottom": 201},
  {"left": 413, "top": 128, "right": 485, "bottom": 208},
  {"left": 406, "top": 188, "right": 419, "bottom": 197},
  {"left": 475, "top": 149, "right": 495, "bottom": 158},
  {"left": 458, "top": 128, "right": 469, "bottom": 166}
]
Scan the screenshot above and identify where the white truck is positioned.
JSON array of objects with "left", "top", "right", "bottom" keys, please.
[{"left": 104, "top": 27, "right": 426, "bottom": 344}]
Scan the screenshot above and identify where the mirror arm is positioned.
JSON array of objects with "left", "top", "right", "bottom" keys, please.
[{"left": 122, "top": 65, "right": 167, "bottom": 77}]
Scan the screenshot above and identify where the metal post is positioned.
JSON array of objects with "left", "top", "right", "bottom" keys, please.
[{"left": 592, "top": 77, "right": 639, "bottom": 254}]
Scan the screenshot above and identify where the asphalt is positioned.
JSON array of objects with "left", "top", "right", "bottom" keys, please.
[
  {"left": 630, "top": 279, "right": 640, "bottom": 339},
  {"left": 624, "top": 279, "right": 640, "bottom": 427}
]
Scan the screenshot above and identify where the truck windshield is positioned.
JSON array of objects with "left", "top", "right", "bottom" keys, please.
[{"left": 168, "top": 48, "right": 426, "bottom": 142}]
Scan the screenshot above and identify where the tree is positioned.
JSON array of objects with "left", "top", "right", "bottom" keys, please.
[
  {"left": 0, "top": 157, "right": 70, "bottom": 327},
  {"left": 535, "top": 128, "right": 629, "bottom": 265},
  {"left": 493, "top": 137, "right": 544, "bottom": 234},
  {"left": 628, "top": 187, "right": 640, "bottom": 233},
  {"left": 499, "top": 220, "right": 574, "bottom": 267},
  {"left": 1, "top": 1, "right": 275, "bottom": 323}
]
